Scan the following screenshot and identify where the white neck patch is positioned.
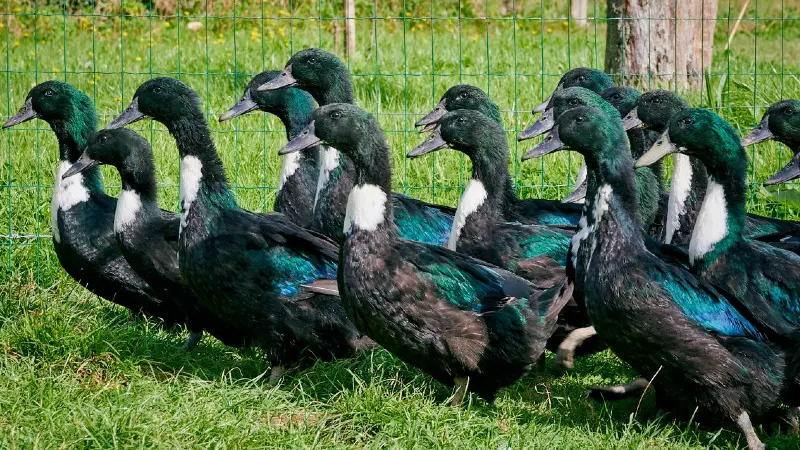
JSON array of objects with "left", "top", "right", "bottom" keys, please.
[
  {"left": 343, "top": 183, "right": 387, "bottom": 234},
  {"left": 114, "top": 189, "right": 142, "bottom": 233},
  {"left": 278, "top": 151, "right": 301, "bottom": 191},
  {"left": 179, "top": 155, "right": 203, "bottom": 233},
  {"left": 313, "top": 146, "right": 341, "bottom": 212},
  {"left": 664, "top": 153, "right": 694, "bottom": 244},
  {"left": 446, "top": 179, "right": 488, "bottom": 250},
  {"left": 570, "top": 184, "right": 612, "bottom": 268},
  {"left": 689, "top": 179, "right": 728, "bottom": 265},
  {"left": 52, "top": 161, "right": 91, "bottom": 243}
]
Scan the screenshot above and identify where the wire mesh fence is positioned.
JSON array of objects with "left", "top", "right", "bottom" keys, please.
[{"left": 2, "top": 0, "right": 799, "bottom": 284}]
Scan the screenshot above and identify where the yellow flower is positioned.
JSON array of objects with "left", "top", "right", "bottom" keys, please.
[
  {"left": 88, "top": 51, "right": 93, "bottom": 57},
  {"left": 546, "top": 27, "right": 552, "bottom": 33},
  {"left": 115, "top": 97, "right": 121, "bottom": 102},
  {"left": 278, "top": 9, "right": 289, "bottom": 16},
  {"left": 184, "top": 11, "right": 190, "bottom": 15},
  {"left": 123, "top": 31, "right": 128, "bottom": 37},
  {"left": 88, "top": 80, "right": 95, "bottom": 85},
  {"left": 52, "top": 67, "right": 60, "bottom": 73},
  {"left": 278, "top": 27, "right": 285, "bottom": 37},
  {"left": 23, "top": 32, "right": 29, "bottom": 37},
  {"left": 29, "top": 51, "right": 35, "bottom": 56},
  {"left": 562, "top": 21, "right": 568, "bottom": 27},
  {"left": 14, "top": 41, "right": 19, "bottom": 46},
  {"left": 135, "top": 56, "right": 142, "bottom": 61},
  {"left": 472, "top": 33, "right": 478, "bottom": 40},
  {"left": 164, "top": 21, "right": 171, "bottom": 27}
]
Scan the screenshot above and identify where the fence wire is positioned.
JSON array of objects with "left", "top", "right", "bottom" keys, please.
[{"left": 2, "top": 0, "right": 799, "bottom": 283}]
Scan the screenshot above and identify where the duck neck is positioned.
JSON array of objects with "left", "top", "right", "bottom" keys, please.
[
  {"left": 165, "top": 114, "right": 237, "bottom": 238},
  {"left": 582, "top": 137, "right": 646, "bottom": 253},
  {"left": 114, "top": 163, "right": 160, "bottom": 233},
  {"left": 445, "top": 152, "right": 506, "bottom": 250},
  {"left": 313, "top": 69, "right": 354, "bottom": 106},
  {"left": 688, "top": 149, "right": 747, "bottom": 269},
  {"left": 343, "top": 130, "right": 397, "bottom": 242},
  {"left": 50, "top": 112, "right": 104, "bottom": 193},
  {"left": 119, "top": 163, "right": 159, "bottom": 206},
  {"left": 274, "top": 94, "right": 321, "bottom": 192}
]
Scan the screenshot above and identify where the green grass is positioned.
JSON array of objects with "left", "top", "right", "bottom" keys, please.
[{"left": 2, "top": 5, "right": 800, "bottom": 448}]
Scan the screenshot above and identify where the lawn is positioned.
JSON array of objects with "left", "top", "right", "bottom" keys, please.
[{"left": 2, "top": 1, "right": 800, "bottom": 448}]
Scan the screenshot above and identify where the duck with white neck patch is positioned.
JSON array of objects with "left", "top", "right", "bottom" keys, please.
[
  {"left": 106, "top": 77, "right": 373, "bottom": 380},
  {"left": 258, "top": 48, "right": 455, "bottom": 245},
  {"left": 219, "top": 70, "right": 321, "bottom": 227},
  {"left": 62, "top": 128, "right": 249, "bottom": 351},
  {"left": 280, "top": 103, "right": 573, "bottom": 405},
  {"left": 528, "top": 105, "right": 798, "bottom": 450},
  {"left": 2, "top": 81, "right": 180, "bottom": 324},
  {"left": 636, "top": 107, "right": 800, "bottom": 344}
]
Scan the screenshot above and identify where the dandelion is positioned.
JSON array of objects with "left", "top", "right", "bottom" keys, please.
[
  {"left": 277, "top": 27, "right": 285, "bottom": 37},
  {"left": 14, "top": 41, "right": 19, "bottom": 47},
  {"left": 23, "top": 32, "right": 29, "bottom": 37},
  {"left": 115, "top": 97, "right": 121, "bottom": 102},
  {"left": 123, "top": 31, "right": 128, "bottom": 37},
  {"left": 88, "top": 51, "right": 93, "bottom": 57},
  {"left": 52, "top": 67, "right": 60, "bottom": 73},
  {"left": 29, "top": 51, "right": 35, "bottom": 56},
  {"left": 135, "top": 56, "right": 142, "bottom": 61},
  {"left": 184, "top": 11, "right": 190, "bottom": 16},
  {"left": 472, "top": 33, "right": 478, "bottom": 41},
  {"left": 88, "top": 80, "right": 95, "bottom": 85},
  {"left": 278, "top": 9, "right": 289, "bottom": 16},
  {"left": 164, "top": 21, "right": 171, "bottom": 28},
  {"left": 562, "top": 21, "right": 568, "bottom": 27},
  {"left": 546, "top": 27, "right": 552, "bottom": 33}
]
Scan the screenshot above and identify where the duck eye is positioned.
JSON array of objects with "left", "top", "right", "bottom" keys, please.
[
  {"left": 308, "top": 57, "right": 317, "bottom": 64},
  {"left": 611, "top": 93, "right": 621, "bottom": 100},
  {"left": 577, "top": 75, "right": 586, "bottom": 82},
  {"left": 785, "top": 107, "right": 795, "bottom": 116},
  {"left": 653, "top": 97, "right": 662, "bottom": 104},
  {"left": 681, "top": 117, "right": 695, "bottom": 127},
  {"left": 44, "top": 89, "right": 55, "bottom": 97},
  {"left": 568, "top": 99, "right": 579, "bottom": 106},
  {"left": 99, "top": 134, "right": 109, "bottom": 142},
  {"left": 457, "top": 116, "right": 467, "bottom": 123},
  {"left": 152, "top": 86, "right": 162, "bottom": 94},
  {"left": 330, "top": 111, "right": 341, "bottom": 119},
  {"left": 574, "top": 115, "right": 585, "bottom": 124}
]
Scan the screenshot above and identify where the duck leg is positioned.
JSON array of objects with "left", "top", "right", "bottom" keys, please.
[
  {"left": 554, "top": 326, "right": 596, "bottom": 372},
  {"left": 587, "top": 377, "right": 649, "bottom": 402},
  {"left": 451, "top": 376, "right": 469, "bottom": 406},
  {"left": 269, "top": 365, "right": 285, "bottom": 384},
  {"left": 787, "top": 406, "right": 800, "bottom": 435},
  {"left": 735, "top": 411, "right": 766, "bottom": 450},
  {"left": 181, "top": 331, "right": 203, "bottom": 351}
]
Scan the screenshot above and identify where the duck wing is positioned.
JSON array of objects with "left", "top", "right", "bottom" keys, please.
[
  {"left": 645, "top": 261, "right": 766, "bottom": 341},
  {"left": 392, "top": 194, "right": 453, "bottom": 246},
  {"left": 512, "top": 198, "right": 583, "bottom": 227},
  {"left": 701, "top": 240, "right": 800, "bottom": 342}
]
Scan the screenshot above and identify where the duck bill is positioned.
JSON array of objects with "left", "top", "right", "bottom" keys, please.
[
  {"left": 635, "top": 130, "right": 678, "bottom": 168},
  {"left": 764, "top": 152, "right": 800, "bottom": 186},
  {"left": 407, "top": 128, "right": 448, "bottom": 158},
  {"left": 532, "top": 83, "right": 561, "bottom": 113},
  {"left": 105, "top": 97, "right": 146, "bottom": 130},
  {"left": 219, "top": 89, "right": 259, "bottom": 122},
  {"left": 521, "top": 126, "right": 566, "bottom": 161},
  {"left": 740, "top": 117, "right": 773, "bottom": 147},
  {"left": 621, "top": 107, "right": 644, "bottom": 131},
  {"left": 62, "top": 153, "right": 97, "bottom": 179},
  {"left": 257, "top": 64, "right": 297, "bottom": 91},
  {"left": 3, "top": 98, "right": 37, "bottom": 128},
  {"left": 414, "top": 99, "right": 446, "bottom": 133},
  {"left": 279, "top": 120, "right": 321, "bottom": 155},
  {"left": 518, "top": 107, "right": 554, "bottom": 141},
  {"left": 562, "top": 179, "right": 587, "bottom": 204}
]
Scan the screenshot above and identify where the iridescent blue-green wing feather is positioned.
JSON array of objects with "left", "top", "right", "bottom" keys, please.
[{"left": 392, "top": 194, "right": 454, "bottom": 246}]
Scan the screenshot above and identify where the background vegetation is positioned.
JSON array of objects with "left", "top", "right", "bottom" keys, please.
[{"left": 1, "top": 1, "right": 799, "bottom": 448}]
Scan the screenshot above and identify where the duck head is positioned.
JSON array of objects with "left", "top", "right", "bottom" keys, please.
[
  {"left": 280, "top": 104, "right": 375, "bottom": 162},
  {"left": 635, "top": 108, "right": 742, "bottom": 173},
  {"left": 741, "top": 100, "right": 800, "bottom": 185},
  {"left": 415, "top": 84, "right": 501, "bottom": 133},
  {"left": 623, "top": 89, "right": 687, "bottom": 132},
  {"left": 106, "top": 77, "right": 202, "bottom": 129},
  {"left": 63, "top": 128, "right": 151, "bottom": 181},
  {"left": 532, "top": 68, "right": 614, "bottom": 113},
  {"left": 408, "top": 109, "right": 505, "bottom": 164},
  {"left": 519, "top": 87, "right": 617, "bottom": 141},
  {"left": 522, "top": 106, "right": 626, "bottom": 165},
  {"left": 3, "top": 81, "right": 97, "bottom": 131},
  {"left": 601, "top": 86, "right": 641, "bottom": 118},
  {"left": 256, "top": 48, "right": 353, "bottom": 105},
  {"left": 219, "top": 70, "right": 316, "bottom": 132}
]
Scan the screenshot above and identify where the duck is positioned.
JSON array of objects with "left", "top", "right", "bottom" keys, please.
[
  {"left": 1, "top": 81, "right": 186, "bottom": 326},
  {"left": 105, "top": 77, "right": 372, "bottom": 379},
  {"left": 408, "top": 109, "right": 599, "bottom": 363},
  {"left": 526, "top": 105, "right": 797, "bottom": 450},
  {"left": 635, "top": 108, "right": 800, "bottom": 344},
  {"left": 279, "top": 102, "right": 573, "bottom": 404},
  {"left": 256, "top": 48, "right": 455, "bottom": 245},
  {"left": 408, "top": 109, "right": 572, "bottom": 277},
  {"left": 518, "top": 86, "right": 663, "bottom": 232},
  {"left": 741, "top": 99, "right": 800, "bottom": 185},
  {"left": 413, "top": 84, "right": 583, "bottom": 226},
  {"left": 218, "top": 70, "right": 321, "bottom": 228},
  {"left": 624, "top": 90, "right": 800, "bottom": 246},
  {"left": 62, "top": 128, "right": 248, "bottom": 350}
]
